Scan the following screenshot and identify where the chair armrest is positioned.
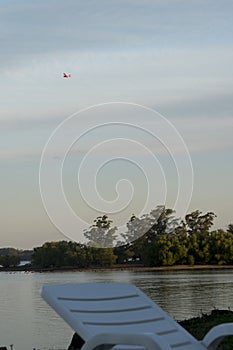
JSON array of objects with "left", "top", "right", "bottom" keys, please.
[
  {"left": 201, "top": 323, "right": 233, "bottom": 350},
  {"left": 81, "top": 333, "right": 170, "bottom": 350}
]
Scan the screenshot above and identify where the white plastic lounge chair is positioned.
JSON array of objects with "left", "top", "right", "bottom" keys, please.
[{"left": 41, "top": 282, "right": 233, "bottom": 350}]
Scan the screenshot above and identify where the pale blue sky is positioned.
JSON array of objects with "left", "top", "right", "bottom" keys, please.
[{"left": 1, "top": 0, "right": 233, "bottom": 249}]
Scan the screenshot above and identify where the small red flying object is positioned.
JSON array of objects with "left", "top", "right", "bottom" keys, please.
[{"left": 63, "top": 73, "right": 71, "bottom": 78}]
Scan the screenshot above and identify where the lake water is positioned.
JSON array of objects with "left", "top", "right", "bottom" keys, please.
[{"left": 0, "top": 269, "right": 233, "bottom": 350}]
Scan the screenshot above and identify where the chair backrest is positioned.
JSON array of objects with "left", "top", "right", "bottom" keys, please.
[{"left": 41, "top": 282, "right": 206, "bottom": 350}]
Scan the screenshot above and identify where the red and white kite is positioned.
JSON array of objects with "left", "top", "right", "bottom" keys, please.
[{"left": 63, "top": 73, "right": 71, "bottom": 78}]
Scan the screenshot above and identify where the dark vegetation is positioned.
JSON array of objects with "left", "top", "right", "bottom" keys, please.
[
  {"left": 1, "top": 206, "right": 233, "bottom": 269},
  {"left": 0, "top": 248, "right": 33, "bottom": 268},
  {"left": 179, "top": 309, "right": 233, "bottom": 350},
  {"left": 67, "top": 310, "right": 233, "bottom": 350},
  {"left": 30, "top": 207, "right": 233, "bottom": 269}
]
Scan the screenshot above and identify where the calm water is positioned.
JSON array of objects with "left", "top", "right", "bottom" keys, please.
[{"left": 0, "top": 269, "right": 233, "bottom": 350}]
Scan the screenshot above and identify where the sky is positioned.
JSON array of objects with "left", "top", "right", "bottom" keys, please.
[{"left": 1, "top": 0, "right": 233, "bottom": 249}]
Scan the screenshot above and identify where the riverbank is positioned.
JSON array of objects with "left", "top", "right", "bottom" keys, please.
[
  {"left": 68, "top": 309, "right": 233, "bottom": 350},
  {"left": 1, "top": 264, "right": 233, "bottom": 273},
  {"left": 180, "top": 309, "right": 233, "bottom": 349}
]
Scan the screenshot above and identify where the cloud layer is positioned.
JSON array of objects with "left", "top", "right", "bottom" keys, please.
[{"left": 1, "top": 0, "right": 233, "bottom": 248}]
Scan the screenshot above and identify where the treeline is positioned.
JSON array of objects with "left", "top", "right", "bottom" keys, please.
[
  {"left": 32, "top": 242, "right": 116, "bottom": 268},
  {"left": 1, "top": 207, "right": 233, "bottom": 268},
  {"left": 129, "top": 228, "right": 233, "bottom": 266},
  {"left": 0, "top": 248, "right": 33, "bottom": 268},
  {"left": 31, "top": 207, "right": 233, "bottom": 268}
]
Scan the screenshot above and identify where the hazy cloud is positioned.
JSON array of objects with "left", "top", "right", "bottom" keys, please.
[{"left": 1, "top": 0, "right": 233, "bottom": 248}]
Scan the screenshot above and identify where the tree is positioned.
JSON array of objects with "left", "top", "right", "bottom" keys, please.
[
  {"left": 31, "top": 241, "right": 90, "bottom": 268},
  {"left": 123, "top": 206, "right": 177, "bottom": 245},
  {"left": 184, "top": 210, "right": 216, "bottom": 237},
  {"left": 146, "top": 233, "right": 188, "bottom": 267},
  {"left": 122, "top": 206, "right": 179, "bottom": 263},
  {"left": 90, "top": 247, "right": 117, "bottom": 267},
  {"left": 32, "top": 242, "right": 62, "bottom": 268},
  {"left": 181, "top": 210, "right": 216, "bottom": 264},
  {"left": 227, "top": 224, "right": 233, "bottom": 234},
  {"left": 113, "top": 244, "right": 136, "bottom": 264},
  {"left": 83, "top": 215, "right": 118, "bottom": 248},
  {"left": 210, "top": 230, "right": 233, "bottom": 265},
  {"left": 0, "top": 248, "right": 20, "bottom": 268},
  {"left": 0, "top": 254, "right": 20, "bottom": 267}
]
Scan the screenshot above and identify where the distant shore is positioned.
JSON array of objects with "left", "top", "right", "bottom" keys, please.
[{"left": 1, "top": 264, "right": 233, "bottom": 273}]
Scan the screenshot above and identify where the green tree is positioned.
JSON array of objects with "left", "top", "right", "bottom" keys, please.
[
  {"left": 32, "top": 241, "right": 90, "bottom": 268},
  {"left": 0, "top": 254, "right": 20, "bottom": 267},
  {"left": 146, "top": 234, "right": 175, "bottom": 266},
  {"left": 185, "top": 233, "right": 211, "bottom": 264},
  {"left": 210, "top": 230, "right": 233, "bottom": 265},
  {"left": 83, "top": 215, "right": 118, "bottom": 248},
  {"left": 147, "top": 233, "right": 188, "bottom": 266},
  {"left": 121, "top": 213, "right": 152, "bottom": 244},
  {"left": 32, "top": 242, "right": 60, "bottom": 268},
  {"left": 90, "top": 247, "right": 117, "bottom": 267},
  {"left": 123, "top": 206, "right": 177, "bottom": 244},
  {"left": 113, "top": 244, "right": 135, "bottom": 264},
  {"left": 123, "top": 206, "right": 178, "bottom": 263},
  {"left": 183, "top": 210, "right": 216, "bottom": 264},
  {"left": 184, "top": 210, "right": 216, "bottom": 237}
]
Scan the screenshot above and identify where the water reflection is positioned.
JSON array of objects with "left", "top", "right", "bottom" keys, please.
[
  {"left": 0, "top": 269, "right": 233, "bottom": 350},
  {"left": 130, "top": 270, "right": 233, "bottom": 320}
]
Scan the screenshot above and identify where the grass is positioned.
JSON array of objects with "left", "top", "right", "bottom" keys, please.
[{"left": 179, "top": 309, "right": 233, "bottom": 350}]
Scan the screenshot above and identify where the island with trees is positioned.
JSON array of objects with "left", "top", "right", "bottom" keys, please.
[{"left": 1, "top": 206, "right": 233, "bottom": 270}]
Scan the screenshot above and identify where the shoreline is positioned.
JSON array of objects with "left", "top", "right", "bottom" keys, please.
[{"left": 1, "top": 264, "right": 233, "bottom": 273}]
